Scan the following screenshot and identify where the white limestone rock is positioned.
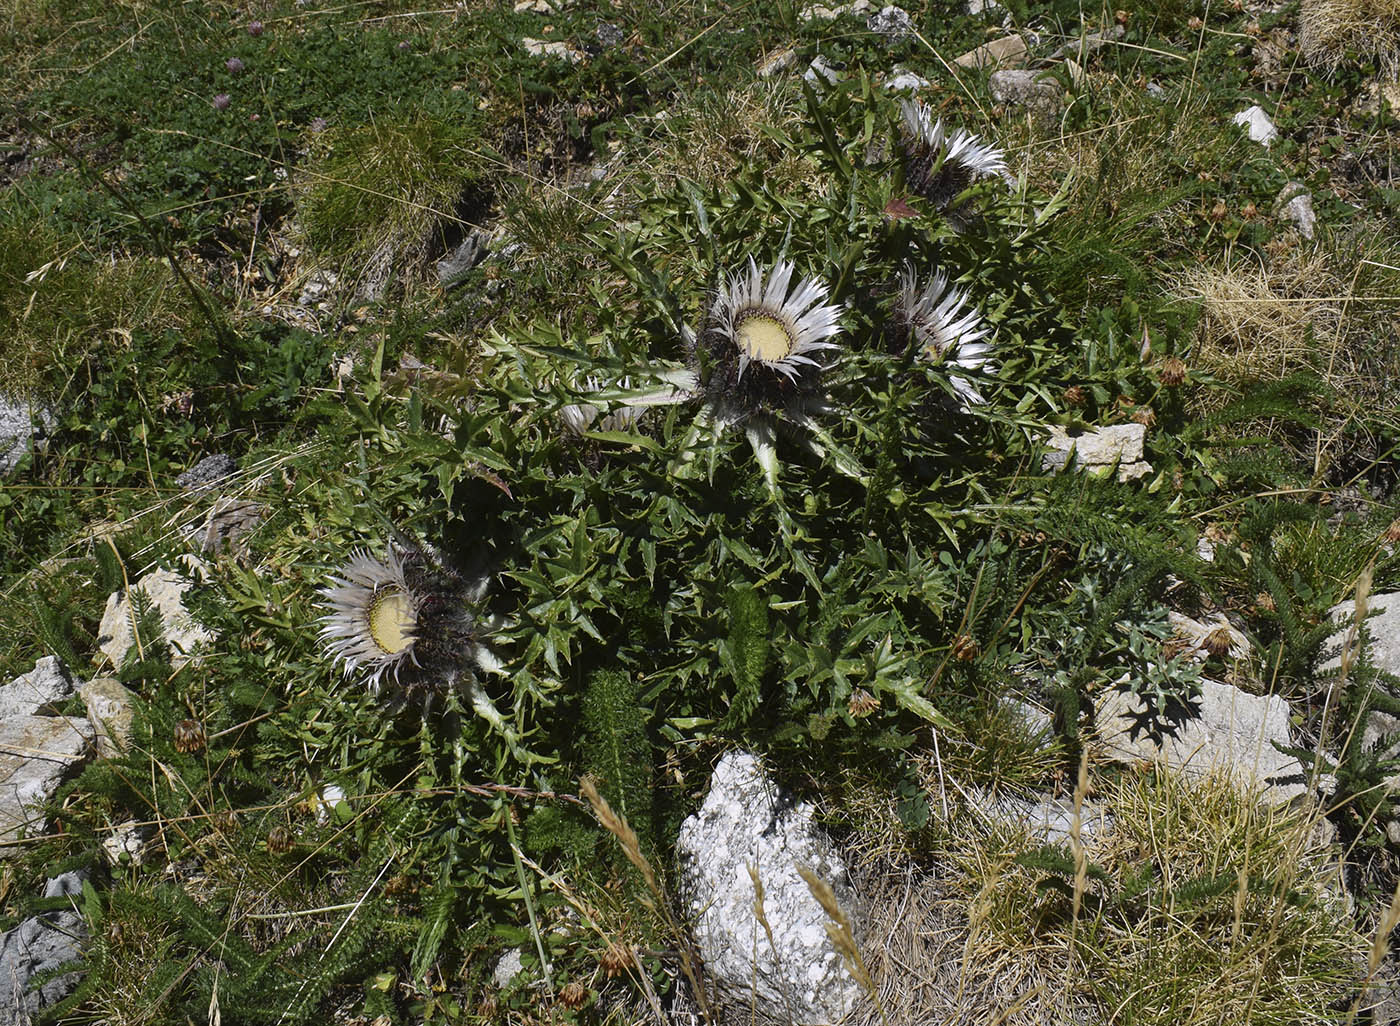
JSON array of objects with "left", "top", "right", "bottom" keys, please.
[
  {"left": 758, "top": 48, "right": 796, "bottom": 78},
  {"left": 989, "top": 68, "right": 1064, "bottom": 115},
  {"left": 1233, "top": 104, "right": 1279, "bottom": 147},
  {"left": 0, "top": 657, "right": 74, "bottom": 720},
  {"left": 521, "top": 37, "right": 584, "bottom": 62},
  {"left": 866, "top": 5, "right": 913, "bottom": 44},
  {"left": 80, "top": 677, "right": 135, "bottom": 759},
  {"left": 954, "top": 33, "right": 1028, "bottom": 69},
  {"left": 97, "top": 566, "right": 216, "bottom": 672},
  {"left": 492, "top": 948, "right": 525, "bottom": 988},
  {"left": 0, "top": 396, "right": 54, "bottom": 475},
  {"left": 883, "top": 69, "right": 930, "bottom": 92},
  {"left": 102, "top": 820, "right": 149, "bottom": 867},
  {"left": 678, "top": 751, "right": 863, "bottom": 1025},
  {"left": 1275, "top": 181, "right": 1316, "bottom": 240},
  {"left": 1041, "top": 423, "right": 1151, "bottom": 482},
  {"left": 804, "top": 55, "right": 842, "bottom": 87},
  {"left": 1320, "top": 591, "right": 1400, "bottom": 678},
  {"left": 799, "top": 0, "right": 873, "bottom": 22},
  {"left": 0, "top": 714, "right": 92, "bottom": 850},
  {"left": 1094, "top": 678, "right": 1306, "bottom": 803},
  {"left": 0, "top": 871, "right": 89, "bottom": 1019}
]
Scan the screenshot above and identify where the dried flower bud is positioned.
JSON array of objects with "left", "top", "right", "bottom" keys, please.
[
  {"left": 211, "top": 809, "right": 239, "bottom": 833},
  {"left": 173, "top": 718, "right": 207, "bottom": 753},
  {"left": 1188, "top": 15, "right": 1204, "bottom": 30},
  {"left": 1208, "top": 199, "right": 1228, "bottom": 222},
  {"left": 225, "top": 57, "right": 244, "bottom": 74},
  {"left": 1255, "top": 592, "right": 1277, "bottom": 613},
  {"left": 1171, "top": 468, "right": 1184, "bottom": 491},
  {"left": 247, "top": 20, "right": 263, "bottom": 36},
  {"left": 476, "top": 993, "right": 499, "bottom": 1019},
  {"left": 212, "top": 93, "right": 231, "bottom": 110},
  {"left": 558, "top": 982, "right": 589, "bottom": 1009},
  {"left": 951, "top": 634, "right": 981, "bottom": 661},
  {"left": 266, "top": 825, "right": 295, "bottom": 854},
  {"left": 1131, "top": 406, "right": 1156, "bottom": 428},
  {"left": 1382, "top": 519, "right": 1400, "bottom": 544},
  {"left": 1115, "top": 9, "right": 1130, "bottom": 24},
  {"left": 1240, "top": 202, "right": 1258, "bottom": 220},
  {"left": 1202, "top": 626, "right": 1235, "bottom": 658},
  {"left": 848, "top": 689, "right": 879, "bottom": 718},
  {"left": 1063, "top": 385, "right": 1087, "bottom": 406},
  {"left": 599, "top": 941, "right": 635, "bottom": 978},
  {"left": 1158, "top": 356, "right": 1188, "bottom": 387}
]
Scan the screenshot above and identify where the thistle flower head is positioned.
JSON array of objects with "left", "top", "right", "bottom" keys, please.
[
  {"left": 898, "top": 98, "right": 1009, "bottom": 212},
  {"left": 895, "top": 264, "right": 994, "bottom": 404},
  {"left": 705, "top": 257, "right": 843, "bottom": 389},
  {"left": 318, "top": 546, "right": 422, "bottom": 691},
  {"left": 318, "top": 539, "right": 493, "bottom": 703}
]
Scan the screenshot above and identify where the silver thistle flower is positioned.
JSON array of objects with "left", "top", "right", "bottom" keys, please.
[
  {"left": 318, "top": 546, "right": 422, "bottom": 691},
  {"left": 898, "top": 98, "right": 1010, "bottom": 213},
  {"left": 896, "top": 264, "right": 994, "bottom": 404},
  {"left": 318, "top": 540, "right": 496, "bottom": 701},
  {"left": 707, "top": 257, "right": 843, "bottom": 385}
]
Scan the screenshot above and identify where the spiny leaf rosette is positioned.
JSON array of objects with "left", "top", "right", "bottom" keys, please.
[
  {"left": 898, "top": 98, "right": 1009, "bottom": 215},
  {"left": 317, "top": 540, "right": 498, "bottom": 707},
  {"left": 694, "top": 257, "right": 842, "bottom": 420},
  {"left": 893, "top": 263, "right": 994, "bottom": 405}
]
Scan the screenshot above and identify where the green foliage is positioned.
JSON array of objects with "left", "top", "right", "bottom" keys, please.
[
  {"left": 720, "top": 585, "right": 771, "bottom": 729},
  {"left": 581, "top": 668, "right": 654, "bottom": 852}
]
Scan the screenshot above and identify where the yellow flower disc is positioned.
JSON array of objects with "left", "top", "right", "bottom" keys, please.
[
  {"left": 736, "top": 313, "right": 794, "bottom": 361},
  {"left": 367, "top": 588, "right": 416, "bottom": 655}
]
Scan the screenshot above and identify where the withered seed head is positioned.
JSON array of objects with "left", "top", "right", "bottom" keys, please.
[
  {"left": 1158, "top": 356, "right": 1188, "bottom": 387},
  {"left": 173, "top": 719, "right": 207, "bottom": 754},
  {"left": 599, "top": 941, "right": 635, "bottom": 978},
  {"left": 1063, "top": 385, "right": 1087, "bottom": 406},
  {"left": 951, "top": 635, "right": 981, "bottom": 661},
  {"left": 266, "top": 825, "right": 295, "bottom": 855},
  {"left": 1255, "top": 592, "right": 1277, "bottom": 613},
  {"left": 1131, "top": 406, "right": 1157, "bottom": 428},
  {"left": 558, "top": 982, "right": 589, "bottom": 1009},
  {"left": 848, "top": 689, "right": 879, "bottom": 718},
  {"left": 1382, "top": 519, "right": 1400, "bottom": 545},
  {"left": 1202, "top": 626, "right": 1235, "bottom": 658}
]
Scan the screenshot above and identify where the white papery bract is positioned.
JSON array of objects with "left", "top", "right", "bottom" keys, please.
[
  {"left": 898, "top": 98, "right": 1010, "bottom": 212},
  {"left": 708, "top": 257, "right": 843, "bottom": 385},
  {"left": 317, "top": 546, "right": 422, "bottom": 692},
  {"left": 896, "top": 264, "right": 994, "bottom": 405}
]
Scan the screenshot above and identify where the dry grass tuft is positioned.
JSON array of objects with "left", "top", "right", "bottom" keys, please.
[
  {"left": 1300, "top": 0, "right": 1400, "bottom": 78},
  {"left": 1176, "top": 247, "right": 1346, "bottom": 390},
  {"left": 1174, "top": 233, "right": 1400, "bottom": 422},
  {"left": 625, "top": 80, "right": 822, "bottom": 196},
  {"left": 839, "top": 768, "right": 1366, "bottom": 1026}
]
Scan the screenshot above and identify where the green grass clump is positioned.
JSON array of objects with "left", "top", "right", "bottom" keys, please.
[{"left": 295, "top": 116, "right": 488, "bottom": 296}]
